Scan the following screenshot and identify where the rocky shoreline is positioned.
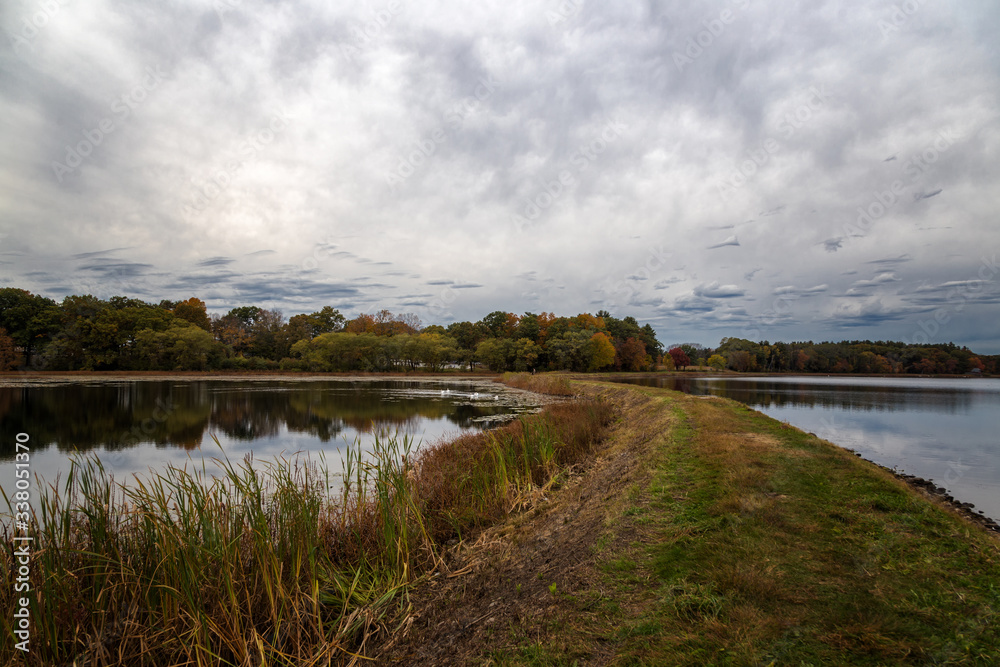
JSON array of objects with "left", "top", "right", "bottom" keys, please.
[{"left": 843, "top": 449, "right": 1000, "bottom": 535}]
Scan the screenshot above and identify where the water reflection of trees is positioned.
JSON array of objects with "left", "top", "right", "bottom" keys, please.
[
  {"left": 0, "top": 381, "right": 506, "bottom": 458},
  {"left": 619, "top": 377, "right": 981, "bottom": 413}
]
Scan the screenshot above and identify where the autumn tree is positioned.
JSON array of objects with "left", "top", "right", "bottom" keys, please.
[
  {"left": 213, "top": 309, "right": 257, "bottom": 357},
  {"left": 0, "top": 328, "right": 17, "bottom": 371},
  {"left": 479, "top": 311, "right": 520, "bottom": 339},
  {"left": 726, "top": 350, "right": 755, "bottom": 372},
  {"left": 668, "top": 347, "right": 691, "bottom": 370},
  {"left": 617, "top": 337, "right": 651, "bottom": 371},
  {"left": 587, "top": 332, "right": 616, "bottom": 371},
  {"left": 535, "top": 311, "right": 558, "bottom": 345},
  {"left": 571, "top": 313, "right": 605, "bottom": 332},
  {"left": 344, "top": 312, "right": 376, "bottom": 335},
  {"left": 173, "top": 297, "right": 212, "bottom": 331}
]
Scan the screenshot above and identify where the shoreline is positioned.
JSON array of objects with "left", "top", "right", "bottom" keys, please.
[
  {"left": 854, "top": 457, "right": 1000, "bottom": 535},
  {"left": 4, "top": 372, "right": 997, "bottom": 527},
  {"left": 377, "top": 381, "right": 1000, "bottom": 664},
  {"left": 2, "top": 369, "right": 995, "bottom": 381},
  {"left": 4, "top": 378, "right": 999, "bottom": 664}
]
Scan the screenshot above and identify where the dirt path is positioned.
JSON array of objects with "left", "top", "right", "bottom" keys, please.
[
  {"left": 370, "top": 382, "right": 1000, "bottom": 665},
  {"left": 374, "top": 383, "right": 668, "bottom": 665}
]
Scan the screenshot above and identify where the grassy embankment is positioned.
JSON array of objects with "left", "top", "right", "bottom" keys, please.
[
  {"left": 4, "top": 375, "right": 999, "bottom": 665},
  {"left": 0, "top": 374, "right": 612, "bottom": 666},
  {"left": 385, "top": 381, "right": 998, "bottom": 665}
]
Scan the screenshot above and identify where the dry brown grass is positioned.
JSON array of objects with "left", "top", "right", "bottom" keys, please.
[
  {"left": 498, "top": 372, "right": 575, "bottom": 396},
  {"left": 412, "top": 399, "right": 615, "bottom": 542},
  {"left": 0, "top": 396, "right": 614, "bottom": 667}
]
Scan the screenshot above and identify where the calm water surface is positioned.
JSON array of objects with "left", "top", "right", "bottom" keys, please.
[
  {"left": 0, "top": 378, "right": 541, "bottom": 509},
  {"left": 615, "top": 375, "right": 1000, "bottom": 522}
]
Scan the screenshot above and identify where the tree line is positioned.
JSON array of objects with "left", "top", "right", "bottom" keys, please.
[
  {"left": 0, "top": 288, "right": 662, "bottom": 373},
  {"left": 665, "top": 338, "right": 998, "bottom": 375},
  {"left": 1, "top": 287, "right": 994, "bottom": 374}
]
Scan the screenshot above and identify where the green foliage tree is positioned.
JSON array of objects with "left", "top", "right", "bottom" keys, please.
[
  {"left": 476, "top": 337, "right": 513, "bottom": 372},
  {"left": 447, "top": 321, "right": 488, "bottom": 352},
  {"left": 0, "top": 287, "right": 61, "bottom": 366},
  {"left": 512, "top": 337, "right": 542, "bottom": 372},
  {"left": 516, "top": 312, "right": 541, "bottom": 342},
  {"left": 546, "top": 330, "right": 591, "bottom": 372},
  {"left": 248, "top": 309, "right": 285, "bottom": 360},
  {"left": 134, "top": 323, "right": 225, "bottom": 370},
  {"left": 479, "top": 310, "right": 519, "bottom": 339}
]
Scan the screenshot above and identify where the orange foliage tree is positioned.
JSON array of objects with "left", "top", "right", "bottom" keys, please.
[
  {"left": 617, "top": 337, "right": 651, "bottom": 371},
  {"left": 173, "top": 297, "right": 211, "bottom": 331},
  {"left": 0, "top": 327, "right": 18, "bottom": 370}
]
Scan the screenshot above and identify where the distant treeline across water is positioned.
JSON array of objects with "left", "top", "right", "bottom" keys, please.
[{"left": 0, "top": 287, "right": 995, "bottom": 375}]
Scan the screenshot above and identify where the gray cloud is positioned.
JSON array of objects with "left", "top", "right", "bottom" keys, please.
[
  {"left": 914, "top": 189, "right": 943, "bottom": 201},
  {"left": 707, "top": 236, "right": 740, "bottom": 250},
  {"left": 1, "top": 0, "right": 999, "bottom": 352},
  {"left": 197, "top": 257, "right": 235, "bottom": 267},
  {"left": 773, "top": 284, "right": 829, "bottom": 296},
  {"left": 822, "top": 238, "right": 844, "bottom": 253},
  {"left": 694, "top": 282, "right": 746, "bottom": 299}
]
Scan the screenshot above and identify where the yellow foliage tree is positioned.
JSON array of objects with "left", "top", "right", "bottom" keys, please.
[{"left": 587, "top": 332, "right": 616, "bottom": 371}]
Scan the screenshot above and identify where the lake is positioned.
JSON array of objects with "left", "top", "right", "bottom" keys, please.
[
  {"left": 0, "top": 377, "right": 542, "bottom": 507},
  {"left": 613, "top": 375, "right": 1000, "bottom": 523}
]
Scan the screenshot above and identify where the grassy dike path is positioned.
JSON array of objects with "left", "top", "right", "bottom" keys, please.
[{"left": 377, "top": 381, "right": 1000, "bottom": 665}]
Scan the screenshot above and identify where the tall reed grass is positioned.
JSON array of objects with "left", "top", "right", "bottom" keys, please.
[
  {"left": 499, "top": 372, "right": 574, "bottom": 396},
  {"left": 1, "top": 397, "right": 612, "bottom": 666}
]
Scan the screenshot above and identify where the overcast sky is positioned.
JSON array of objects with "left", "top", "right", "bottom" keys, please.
[{"left": 2, "top": 0, "right": 999, "bottom": 352}]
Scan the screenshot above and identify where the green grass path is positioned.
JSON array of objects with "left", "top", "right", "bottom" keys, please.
[{"left": 494, "top": 384, "right": 1000, "bottom": 666}]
